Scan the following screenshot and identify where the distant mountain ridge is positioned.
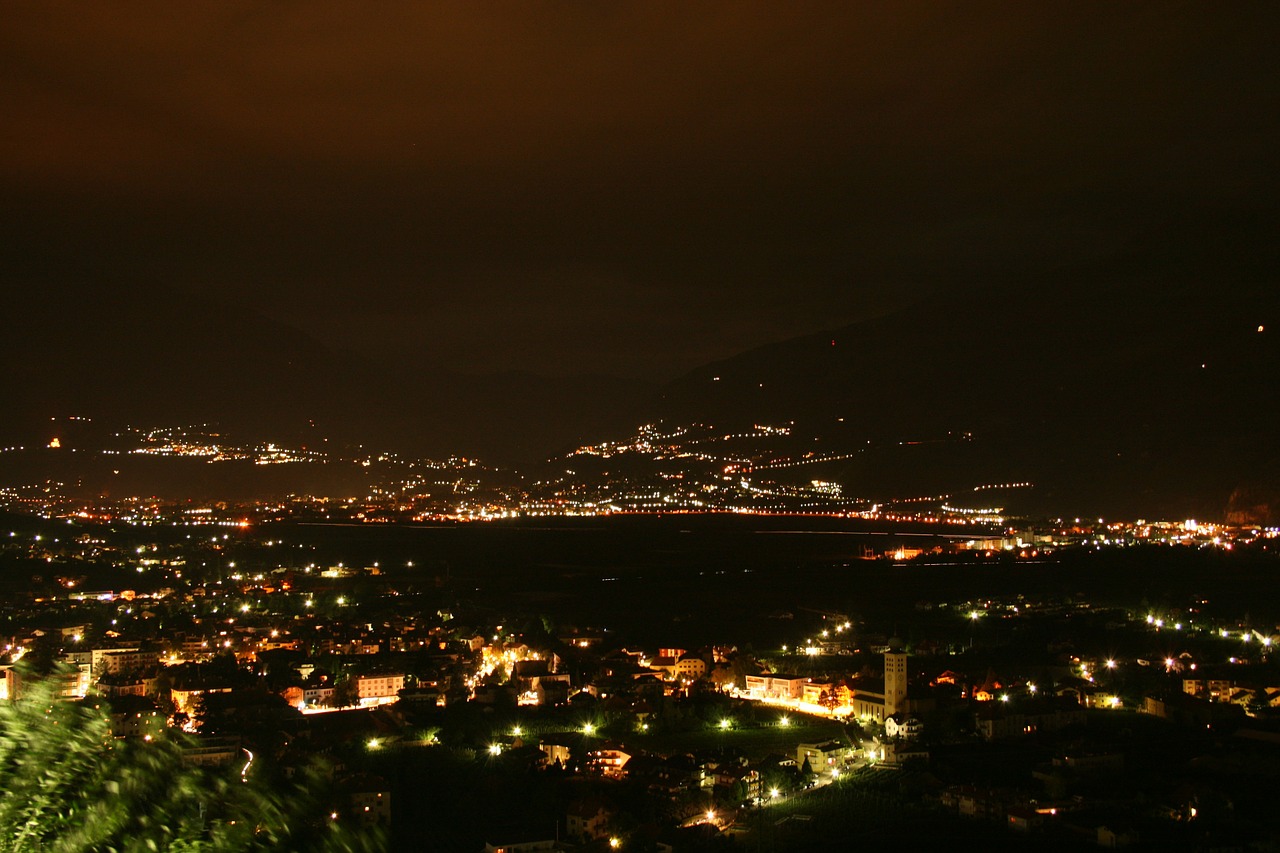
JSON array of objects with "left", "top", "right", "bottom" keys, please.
[
  {"left": 5, "top": 277, "right": 1277, "bottom": 518},
  {"left": 650, "top": 279, "right": 1279, "bottom": 518},
  {"left": 1, "top": 288, "right": 649, "bottom": 465}
]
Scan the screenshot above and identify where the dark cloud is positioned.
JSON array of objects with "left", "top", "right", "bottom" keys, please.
[{"left": 4, "top": 2, "right": 1277, "bottom": 379}]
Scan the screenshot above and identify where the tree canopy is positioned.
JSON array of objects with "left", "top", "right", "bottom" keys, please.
[{"left": 0, "top": 672, "right": 383, "bottom": 852}]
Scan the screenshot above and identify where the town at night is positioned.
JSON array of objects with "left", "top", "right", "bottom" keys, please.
[{"left": 3, "top": 3, "right": 1279, "bottom": 851}]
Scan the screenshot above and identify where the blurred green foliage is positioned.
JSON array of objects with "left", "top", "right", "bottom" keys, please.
[{"left": 0, "top": 669, "right": 384, "bottom": 852}]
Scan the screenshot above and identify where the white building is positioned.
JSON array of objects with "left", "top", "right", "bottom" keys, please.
[
  {"left": 356, "top": 673, "right": 405, "bottom": 704},
  {"left": 884, "top": 713, "right": 923, "bottom": 740},
  {"left": 743, "top": 673, "right": 808, "bottom": 701}
]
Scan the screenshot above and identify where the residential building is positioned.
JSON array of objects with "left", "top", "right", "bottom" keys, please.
[{"left": 356, "top": 673, "right": 404, "bottom": 704}]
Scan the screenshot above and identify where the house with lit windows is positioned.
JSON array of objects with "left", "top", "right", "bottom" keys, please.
[
  {"left": 355, "top": 672, "right": 404, "bottom": 704},
  {"left": 743, "top": 673, "right": 808, "bottom": 701}
]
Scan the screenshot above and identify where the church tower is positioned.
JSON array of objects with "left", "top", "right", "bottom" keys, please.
[{"left": 884, "top": 648, "right": 907, "bottom": 717}]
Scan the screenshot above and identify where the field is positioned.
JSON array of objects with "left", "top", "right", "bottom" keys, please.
[{"left": 623, "top": 713, "right": 849, "bottom": 761}]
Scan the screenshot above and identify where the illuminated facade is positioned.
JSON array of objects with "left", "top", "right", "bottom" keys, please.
[
  {"left": 356, "top": 673, "right": 405, "bottom": 703},
  {"left": 743, "top": 673, "right": 808, "bottom": 701}
]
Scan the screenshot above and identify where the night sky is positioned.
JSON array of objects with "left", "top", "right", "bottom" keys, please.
[{"left": 6, "top": 3, "right": 1276, "bottom": 387}]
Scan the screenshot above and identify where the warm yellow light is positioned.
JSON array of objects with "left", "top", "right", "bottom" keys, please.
[
  {"left": 488, "top": 743, "right": 502, "bottom": 755},
  {"left": 582, "top": 723, "right": 595, "bottom": 735}
]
